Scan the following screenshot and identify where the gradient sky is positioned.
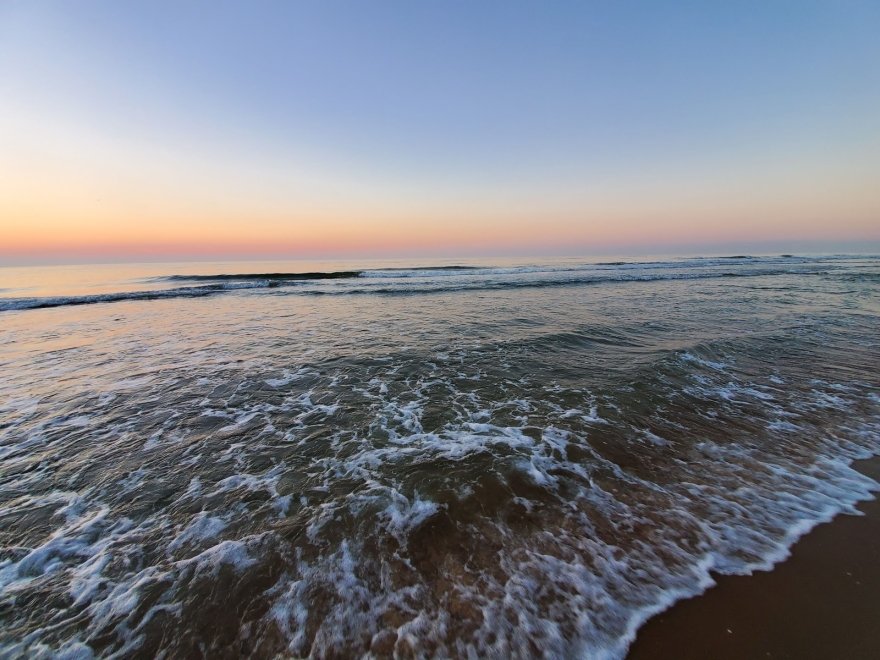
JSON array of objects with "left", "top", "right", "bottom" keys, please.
[{"left": 2, "top": 1, "right": 879, "bottom": 262}]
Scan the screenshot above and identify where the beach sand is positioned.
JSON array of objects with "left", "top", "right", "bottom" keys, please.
[{"left": 628, "top": 456, "right": 880, "bottom": 659}]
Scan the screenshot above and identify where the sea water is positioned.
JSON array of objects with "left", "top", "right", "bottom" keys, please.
[{"left": 1, "top": 254, "right": 878, "bottom": 658}]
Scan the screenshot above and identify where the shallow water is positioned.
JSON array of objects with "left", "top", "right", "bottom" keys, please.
[{"left": 1, "top": 254, "right": 879, "bottom": 658}]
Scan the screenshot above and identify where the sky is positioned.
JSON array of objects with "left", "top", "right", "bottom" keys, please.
[{"left": 1, "top": 1, "right": 879, "bottom": 263}]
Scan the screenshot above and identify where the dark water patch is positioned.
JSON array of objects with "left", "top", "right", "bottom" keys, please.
[
  {"left": 367, "top": 265, "right": 482, "bottom": 272},
  {"left": 164, "top": 271, "right": 362, "bottom": 282},
  {"left": 692, "top": 255, "right": 754, "bottom": 260}
]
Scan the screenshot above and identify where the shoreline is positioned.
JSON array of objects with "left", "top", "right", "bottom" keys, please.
[{"left": 627, "top": 455, "right": 880, "bottom": 659}]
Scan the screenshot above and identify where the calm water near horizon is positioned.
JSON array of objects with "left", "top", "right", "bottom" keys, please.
[{"left": 1, "top": 254, "right": 879, "bottom": 658}]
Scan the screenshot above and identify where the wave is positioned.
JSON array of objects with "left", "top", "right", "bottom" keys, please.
[
  {"left": 368, "top": 265, "right": 481, "bottom": 271},
  {"left": 297, "top": 267, "right": 832, "bottom": 296},
  {"left": 0, "top": 283, "right": 258, "bottom": 311},
  {"left": 161, "top": 256, "right": 829, "bottom": 283},
  {"left": 164, "top": 270, "right": 361, "bottom": 282},
  {"left": 363, "top": 257, "right": 817, "bottom": 278},
  {"left": 830, "top": 272, "right": 880, "bottom": 283},
  {"left": 0, "top": 266, "right": 835, "bottom": 312}
]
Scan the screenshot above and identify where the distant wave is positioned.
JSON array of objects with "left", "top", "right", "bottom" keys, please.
[
  {"left": 296, "top": 268, "right": 832, "bottom": 296},
  {"left": 164, "top": 258, "right": 815, "bottom": 283},
  {"left": 361, "top": 257, "right": 811, "bottom": 278},
  {"left": 0, "top": 258, "right": 855, "bottom": 313},
  {"left": 370, "top": 265, "right": 481, "bottom": 271},
  {"left": 164, "top": 271, "right": 361, "bottom": 282}
]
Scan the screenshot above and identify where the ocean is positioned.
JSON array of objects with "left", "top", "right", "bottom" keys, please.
[{"left": 1, "top": 254, "right": 879, "bottom": 658}]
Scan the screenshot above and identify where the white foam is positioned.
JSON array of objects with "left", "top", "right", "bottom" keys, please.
[
  {"left": 380, "top": 493, "right": 442, "bottom": 545},
  {"left": 168, "top": 513, "right": 227, "bottom": 553},
  {"left": 681, "top": 352, "right": 727, "bottom": 371},
  {"left": 175, "top": 539, "right": 257, "bottom": 576}
]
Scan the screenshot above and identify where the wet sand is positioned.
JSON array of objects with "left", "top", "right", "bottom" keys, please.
[{"left": 628, "top": 456, "right": 880, "bottom": 659}]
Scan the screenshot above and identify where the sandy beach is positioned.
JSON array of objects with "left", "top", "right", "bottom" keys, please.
[{"left": 629, "top": 456, "right": 880, "bottom": 659}]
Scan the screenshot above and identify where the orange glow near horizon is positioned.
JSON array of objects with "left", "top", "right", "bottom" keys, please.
[
  {"left": 4, "top": 130, "right": 879, "bottom": 261},
  {"left": 4, "top": 108, "right": 878, "bottom": 262},
  {"left": 5, "top": 207, "right": 879, "bottom": 262}
]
